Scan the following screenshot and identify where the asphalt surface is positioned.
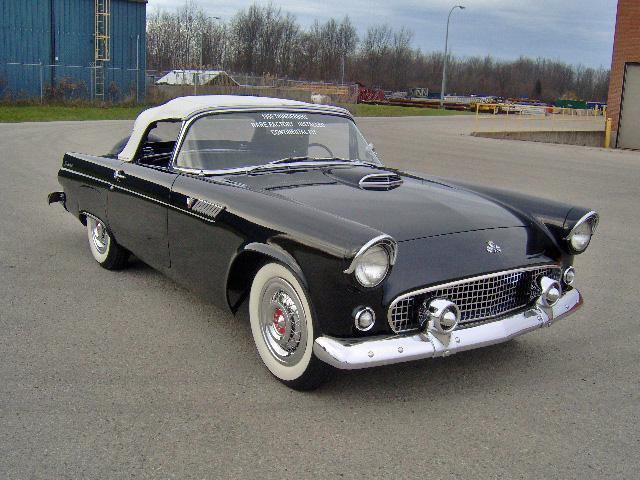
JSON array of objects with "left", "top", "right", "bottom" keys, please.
[{"left": 1, "top": 116, "right": 639, "bottom": 479}]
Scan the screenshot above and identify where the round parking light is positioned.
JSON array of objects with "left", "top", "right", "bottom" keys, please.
[
  {"left": 563, "top": 266, "right": 576, "bottom": 286},
  {"left": 354, "top": 307, "right": 376, "bottom": 332}
]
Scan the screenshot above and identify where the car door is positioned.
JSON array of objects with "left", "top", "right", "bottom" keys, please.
[
  {"left": 107, "top": 163, "right": 178, "bottom": 271},
  {"left": 107, "top": 122, "right": 182, "bottom": 271}
]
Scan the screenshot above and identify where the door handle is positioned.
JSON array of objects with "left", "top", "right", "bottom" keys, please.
[{"left": 113, "top": 170, "right": 126, "bottom": 181}]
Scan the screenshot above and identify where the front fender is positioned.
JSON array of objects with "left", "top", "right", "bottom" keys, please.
[
  {"left": 242, "top": 242, "right": 306, "bottom": 282},
  {"left": 225, "top": 242, "right": 308, "bottom": 313},
  {"left": 431, "top": 177, "right": 593, "bottom": 254}
]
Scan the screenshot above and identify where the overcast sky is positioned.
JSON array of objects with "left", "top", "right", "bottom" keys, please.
[{"left": 148, "top": 0, "right": 617, "bottom": 68}]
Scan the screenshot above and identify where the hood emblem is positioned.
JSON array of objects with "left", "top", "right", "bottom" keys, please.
[{"left": 486, "top": 241, "right": 502, "bottom": 254}]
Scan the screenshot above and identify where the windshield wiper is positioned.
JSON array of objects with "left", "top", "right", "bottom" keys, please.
[
  {"left": 246, "top": 156, "right": 352, "bottom": 173},
  {"left": 271, "top": 156, "right": 353, "bottom": 165},
  {"left": 246, "top": 156, "right": 380, "bottom": 174}
]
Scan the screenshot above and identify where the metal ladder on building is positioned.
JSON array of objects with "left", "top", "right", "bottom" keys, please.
[{"left": 93, "top": 0, "right": 110, "bottom": 99}]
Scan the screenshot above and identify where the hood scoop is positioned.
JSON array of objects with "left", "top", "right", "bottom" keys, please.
[{"left": 358, "top": 173, "right": 403, "bottom": 191}]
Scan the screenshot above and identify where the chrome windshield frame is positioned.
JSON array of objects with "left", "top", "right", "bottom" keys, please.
[{"left": 169, "top": 106, "right": 379, "bottom": 175}]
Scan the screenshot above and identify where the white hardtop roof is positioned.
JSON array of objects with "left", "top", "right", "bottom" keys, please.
[{"left": 118, "top": 95, "right": 350, "bottom": 161}]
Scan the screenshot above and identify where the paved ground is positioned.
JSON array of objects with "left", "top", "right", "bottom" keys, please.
[{"left": 1, "top": 116, "right": 638, "bottom": 479}]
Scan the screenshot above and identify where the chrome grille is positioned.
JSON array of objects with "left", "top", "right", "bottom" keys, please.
[{"left": 388, "top": 266, "right": 561, "bottom": 333}]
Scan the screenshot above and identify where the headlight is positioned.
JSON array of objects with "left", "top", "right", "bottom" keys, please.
[
  {"left": 566, "top": 211, "right": 598, "bottom": 254},
  {"left": 345, "top": 235, "right": 397, "bottom": 288},
  {"left": 353, "top": 244, "right": 390, "bottom": 287}
]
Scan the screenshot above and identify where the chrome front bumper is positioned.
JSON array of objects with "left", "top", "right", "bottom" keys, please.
[{"left": 313, "top": 288, "right": 583, "bottom": 370}]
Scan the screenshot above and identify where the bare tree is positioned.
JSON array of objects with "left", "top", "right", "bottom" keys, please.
[
  {"left": 360, "top": 24, "right": 393, "bottom": 87},
  {"left": 146, "top": 1, "right": 610, "bottom": 102},
  {"left": 389, "top": 27, "right": 413, "bottom": 90}
]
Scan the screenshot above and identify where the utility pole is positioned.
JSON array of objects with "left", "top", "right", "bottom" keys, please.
[
  {"left": 211, "top": 16, "right": 221, "bottom": 69},
  {"left": 136, "top": 34, "right": 140, "bottom": 103},
  {"left": 200, "top": 31, "right": 204, "bottom": 71},
  {"left": 440, "top": 5, "right": 465, "bottom": 109}
]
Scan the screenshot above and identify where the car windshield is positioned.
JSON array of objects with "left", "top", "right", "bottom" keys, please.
[{"left": 174, "top": 110, "right": 382, "bottom": 172}]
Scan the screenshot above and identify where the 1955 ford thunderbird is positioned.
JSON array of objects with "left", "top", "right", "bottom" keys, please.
[{"left": 49, "top": 95, "right": 599, "bottom": 390}]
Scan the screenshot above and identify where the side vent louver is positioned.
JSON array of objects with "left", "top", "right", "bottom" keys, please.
[
  {"left": 358, "top": 174, "right": 403, "bottom": 191},
  {"left": 188, "top": 198, "right": 225, "bottom": 220}
]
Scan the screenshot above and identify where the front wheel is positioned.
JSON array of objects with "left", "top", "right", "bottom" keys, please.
[
  {"left": 86, "top": 216, "right": 129, "bottom": 270},
  {"left": 249, "top": 262, "right": 331, "bottom": 390}
]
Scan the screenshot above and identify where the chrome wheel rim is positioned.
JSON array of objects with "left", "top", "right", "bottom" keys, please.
[
  {"left": 258, "top": 277, "right": 307, "bottom": 366},
  {"left": 91, "top": 219, "right": 109, "bottom": 254}
]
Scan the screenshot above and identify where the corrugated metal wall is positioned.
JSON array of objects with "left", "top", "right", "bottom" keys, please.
[
  {"left": 0, "top": 0, "right": 146, "bottom": 101},
  {"left": 107, "top": 0, "right": 146, "bottom": 100}
]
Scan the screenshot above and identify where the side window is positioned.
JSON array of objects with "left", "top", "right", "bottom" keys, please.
[{"left": 137, "top": 121, "right": 182, "bottom": 167}]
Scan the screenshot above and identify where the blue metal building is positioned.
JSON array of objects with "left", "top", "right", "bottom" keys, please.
[{"left": 0, "top": 0, "right": 146, "bottom": 101}]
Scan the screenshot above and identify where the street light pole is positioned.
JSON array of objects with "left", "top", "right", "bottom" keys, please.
[
  {"left": 201, "top": 16, "right": 222, "bottom": 70},
  {"left": 440, "top": 5, "right": 465, "bottom": 109}
]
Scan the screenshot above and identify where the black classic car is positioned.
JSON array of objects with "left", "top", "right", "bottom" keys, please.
[{"left": 49, "top": 95, "right": 598, "bottom": 390}]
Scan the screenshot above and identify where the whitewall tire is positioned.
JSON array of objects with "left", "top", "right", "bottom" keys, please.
[
  {"left": 86, "top": 216, "right": 129, "bottom": 270},
  {"left": 249, "top": 262, "right": 330, "bottom": 390}
]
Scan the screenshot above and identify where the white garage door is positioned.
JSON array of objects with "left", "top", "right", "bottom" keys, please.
[{"left": 617, "top": 63, "right": 640, "bottom": 150}]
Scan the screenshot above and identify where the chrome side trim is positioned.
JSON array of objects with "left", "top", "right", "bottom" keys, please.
[
  {"left": 565, "top": 210, "right": 599, "bottom": 240},
  {"left": 343, "top": 234, "right": 398, "bottom": 274},
  {"left": 60, "top": 167, "right": 111, "bottom": 186},
  {"left": 61, "top": 167, "right": 220, "bottom": 224},
  {"left": 314, "top": 288, "right": 582, "bottom": 370}
]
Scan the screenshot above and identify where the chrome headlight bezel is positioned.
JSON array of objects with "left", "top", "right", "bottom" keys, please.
[
  {"left": 344, "top": 235, "right": 397, "bottom": 288},
  {"left": 565, "top": 211, "right": 599, "bottom": 254}
]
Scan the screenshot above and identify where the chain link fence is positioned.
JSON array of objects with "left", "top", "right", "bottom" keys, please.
[
  {"left": 0, "top": 61, "right": 143, "bottom": 103},
  {"left": 0, "top": 62, "right": 357, "bottom": 106},
  {"left": 144, "top": 69, "right": 358, "bottom": 105}
]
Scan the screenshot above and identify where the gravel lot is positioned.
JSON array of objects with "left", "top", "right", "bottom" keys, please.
[{"left": 1, "top": 116, "right": 638, "bottom": 479}]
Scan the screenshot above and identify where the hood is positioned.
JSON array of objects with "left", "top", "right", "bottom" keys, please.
[
  {"left": 383, "top": 226, "right": 559, "bottom": 304},
  {"left": 227, "top": 165, "right": 525, "bottom": 242}
]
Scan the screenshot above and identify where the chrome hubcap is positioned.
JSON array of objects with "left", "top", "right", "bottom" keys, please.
[
  {"left": 91, "top": 220, "right": 108, "bottom": 254},
  {"left": 259, "top": 278, "right": 307, "bottom": 366}
]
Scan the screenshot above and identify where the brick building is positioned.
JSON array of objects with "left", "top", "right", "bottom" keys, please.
[{"left": 607, "top": 0, "right": 640, "bottom": 149}]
